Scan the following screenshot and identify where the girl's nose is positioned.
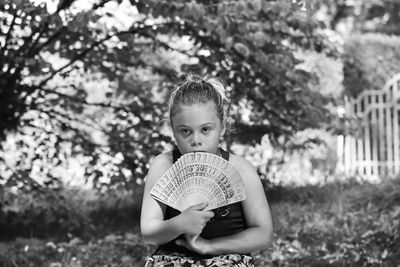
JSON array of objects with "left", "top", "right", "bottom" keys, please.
[{"left": 190, "top": 133, "right": 202, "bottom": 147}]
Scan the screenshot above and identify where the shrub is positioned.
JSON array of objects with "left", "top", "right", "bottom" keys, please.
[
  {"left": 0, "top": 186, "right": 91, "bottom": 240},
  {"left": 0, "top": 183, "right": 144, "bottom": 241},
  {"left": 343, "top": 33, "right": 400, "bottom": 97}
]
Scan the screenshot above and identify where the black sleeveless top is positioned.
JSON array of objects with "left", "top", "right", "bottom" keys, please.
[{"left": 155, "top": 148, "right": 248, "bottom": 257}]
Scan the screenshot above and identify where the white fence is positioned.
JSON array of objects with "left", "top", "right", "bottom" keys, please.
[{"left": 337, "top": 73, "right": 400, "bottom": 177}]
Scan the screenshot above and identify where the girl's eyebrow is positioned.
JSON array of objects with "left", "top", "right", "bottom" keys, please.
[
  {"left": 175, "top": 124, "right": 191, "bottom": 128},
  {"left": 176, "top": 122, "right": 215, "bottom": 127}
]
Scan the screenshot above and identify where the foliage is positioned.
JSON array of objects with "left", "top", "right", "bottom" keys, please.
[
  {"left": 310, "top": 0, "right": 400, "bottom": 36},
  {"left": 343, "top": 33, "right": 400, "bottom": 97},
  {"left": 263, "top": 177, "right": 400, "bottom": 266},
  {"left": 0, "top": 0, "right": 337, "bottom": 193},
  {"left": 295, "top": 50, "right": 344, "bottom": 99},
  {"left": 1, "top": 178, "right": 400, "bottom": 266},
  {"left": 0, "top": 233, "right": 151, "bottom": 267},
  {"left": 347, "top": 175, "right": 400, "bottom": 210},
  {"left": 0, "top": 180, "right": 143, "bottom": 241},
  {"left": 353, "top": 0, "right": 400, "bottom": 35},
  {"left": 301, "top": 0, "right": 400, "bottom": 99},
  {"left": 139, "top": 0, "right": 336, "bottom": 141},
  {"left": 232, "top": 129, "right": 339, "bottom": 186},
  {"left": 0, "top": 180, "right": 91, "bottom": 240}
]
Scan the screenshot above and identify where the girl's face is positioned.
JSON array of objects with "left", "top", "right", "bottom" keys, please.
[{"left": 171, "top": 101, "right": 225, "bottom": 155}]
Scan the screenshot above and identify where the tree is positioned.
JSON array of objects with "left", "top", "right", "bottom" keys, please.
[
  {"left": 310, "top": 0, "right": 400, "bottom": 36},
  {"left": 0, "top": 0, "right": 335, "bottom": 189}
]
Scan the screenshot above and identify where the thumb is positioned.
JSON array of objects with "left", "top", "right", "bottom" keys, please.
[
  {"left": 188, "top": 202, "right": 208, "bottom": 210},
  {"left": 185, "top": 234, "right": 199, "bottom": 243}
]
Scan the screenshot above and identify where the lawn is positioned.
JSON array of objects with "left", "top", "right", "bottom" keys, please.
[{"left": 0, "top": 177, "right": 399, "bottom": 267}]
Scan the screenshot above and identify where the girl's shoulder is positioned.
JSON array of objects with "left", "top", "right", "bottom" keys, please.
[
  {"left": 150, "top": 151, "right": 174, "bottom": 169},
  {"left": 228, "top": 153, "right": 256, "bottom": 172},
  {"left": 146, "top": 151, "right": 174, "bottom": 183},
  {"left": 228, "top": 153, "right": 261, "bottom": 184}
]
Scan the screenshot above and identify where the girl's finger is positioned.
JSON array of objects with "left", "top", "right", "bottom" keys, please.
[
  {"left": 175, "top": 239, "right": 186, "bottom": 248},
  {"left": 188, "top": 202, "right": 208, "bottom": 210}
]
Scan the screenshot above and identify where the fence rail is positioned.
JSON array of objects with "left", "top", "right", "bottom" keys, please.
[{"left": 338, "top": 73, "right": 400, "bottom": 177}]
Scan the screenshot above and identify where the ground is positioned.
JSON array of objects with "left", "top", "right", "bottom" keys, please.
[{"left": 0, "top": 178, "right": 399, "bottom": 267}]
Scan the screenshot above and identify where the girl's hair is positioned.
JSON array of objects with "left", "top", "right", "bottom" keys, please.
[{"left": 168, "top": 74, "right": 230, "bottom": 129}]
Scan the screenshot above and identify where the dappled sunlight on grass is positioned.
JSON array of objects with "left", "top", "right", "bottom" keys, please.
[{"left": 1, "top": 177, "right": 399, "bottom": 266}]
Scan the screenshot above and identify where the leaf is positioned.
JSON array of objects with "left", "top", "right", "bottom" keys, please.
[
  {"left": 225, "top": 36, "right": 233, "bottom": 49},
  {"left": 190, "top": 1, "right": 204, "bottom": 21},
  {"left": 69, "top": 237, "right": 81, "bottom": 246},
  {"left": 181, "top": 1, "right": 204, "bottom": 21},
  {"left": 262, "top": 1, "right": 275, "bottom": 13},
  {"left": 272, "top": 21, "right": 281, "bottom": 32},
  {"left": 248, "top": 0, "right": 262, "bottom": 14},
  {"left": 204, "top": 18, "right": 218, "bottom": 32},
  {"left": 235, "top": 1, "right": 247, "bottom": 17},
  {"left": 46, "top": 242, "right": 57, "bottom": 249},
  {"left": 246, "top": 22, "right": 262, "bottom": 32},
  {"left": 13, "top": 0, "right": 24, "bottom": 7},
  {"left": 285, "top": 91, "right": 295, "bottom": 102},
  {"left": 121, "top": 255, "right": 133, "bottom": 263},
  {"left": 67, "top": 12, "right": 89, "bottom": 32},
  {"left": 125, "top": 233, "right": 140, "bottom": 243},
  {"left": 278, "top": 2, "right": 292, "bottom": 17},
  {"left": 104, "top": 234, "right": 118, "bottom": 242},
  {"left": 252, "top": 31, "right": 269, "bottom": 47},
  {"left": 361, "top": 229, "right": 374, "bottom": 238},
  {"left": 233, "top": 42, "right": 250, "bottom": 57},
  {"left": 215, "top": 25, "right": 227, "bottom": 43}
]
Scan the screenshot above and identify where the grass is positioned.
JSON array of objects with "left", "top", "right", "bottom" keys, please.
[{"left": 0, "top": 177, "right": 399, "bottom": 267}]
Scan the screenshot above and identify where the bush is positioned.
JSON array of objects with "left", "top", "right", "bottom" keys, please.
[
  {"left": 0, "top": 183, "right": 144, "bottom": 241},
  {"left": 343, "top": 33, "right": 400, "bottom": 97},
  {"left": 0, "top": 186, "right": 91, "bottom": 241}
]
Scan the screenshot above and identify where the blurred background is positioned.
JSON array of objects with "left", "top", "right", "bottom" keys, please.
[{"left": 1, "top": 0, "right": 400, "bottom": 266}]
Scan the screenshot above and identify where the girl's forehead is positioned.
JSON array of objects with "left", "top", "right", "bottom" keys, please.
[
  {"left": 172, "top": 102, "right": 220, "bottom": 124},
  {"left": 176, "top": 101, "right": 217, "bottom": 113},
  {"left": 185, "top": 101, "right": 216, "bottom": 109}
]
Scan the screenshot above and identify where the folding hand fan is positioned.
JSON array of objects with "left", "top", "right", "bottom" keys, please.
[{"left": 150, "top": 152, "right": 246, "bottom": 212}]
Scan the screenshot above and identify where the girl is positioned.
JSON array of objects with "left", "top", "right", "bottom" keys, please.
[{"left": 141, "top": 74, "right": 273, "bottom": 266}]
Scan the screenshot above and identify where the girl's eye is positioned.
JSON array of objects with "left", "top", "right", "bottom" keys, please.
[
  {"left": 181, "top": 129, "right": 191, "bottom": 135},
  {"left": 202, "top": 127, "right": 211, "bottom": 133}
]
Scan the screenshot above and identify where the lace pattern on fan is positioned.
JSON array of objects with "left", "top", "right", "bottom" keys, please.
[{"left": 150, "top": 152, "right": 246, "bottom": 212}]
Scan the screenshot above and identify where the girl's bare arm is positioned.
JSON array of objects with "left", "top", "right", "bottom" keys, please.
[
  {"left": 140, "top": 153, "right": 214, "bottom": 245},
  {"left": 179, "top": 155, "right": 273, "bottom": 255}
]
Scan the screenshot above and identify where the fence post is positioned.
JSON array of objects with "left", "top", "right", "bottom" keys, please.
[{"left": 340, "top": 73, "right": 400, "bottom": 178}]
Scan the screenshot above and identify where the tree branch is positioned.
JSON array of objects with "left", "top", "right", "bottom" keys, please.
[
  {"left": 23, "top": 111, "right": 126, "bottom": 163},
  {"left": 0, "top": 8, "right": 18, "bottom": 57},
  {"left": 35, "top": 86, "right": 143, "bottom": 118},
  {"left": 24, "top": 21, "right": 51, "bottom": 58},
  {"left": 54, "top": 0, "right": 76, "bottom": 14},
  {"left": 92, "top": 0, "right": 114, "bottom": 10},
  {"left": 31, "top": 108, "right": 109, "bottom": 148},
  {"left": 37, "top": 31, "right": 122, "bottom": 87},
  {"left": 36, "top": 22, "right": 162, "bottom": 88},
  {"left": 33, "top": 25, "right": 67, "bottom": 55},
  {"left": 39, "top": 105, "right": 107, "bottom": 133}
]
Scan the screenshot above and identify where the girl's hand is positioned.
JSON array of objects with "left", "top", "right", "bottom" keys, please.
[
  {"left": 176, "top": 234, "right": 210, "bottom": 255},
  {"left": 176, "top": 203, "right": 214, "bottom": 236}
]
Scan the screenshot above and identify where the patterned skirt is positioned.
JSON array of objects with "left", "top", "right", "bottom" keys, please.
[{"left": 144, "top": 252, "right": 255, "bottom": 267}]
